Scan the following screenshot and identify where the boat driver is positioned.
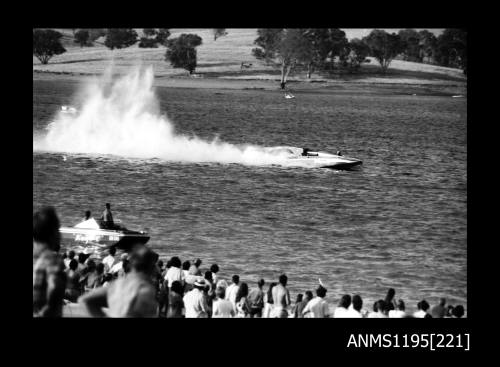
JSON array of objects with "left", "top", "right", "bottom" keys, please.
[
  {"left": 100, "top": 203, "right": 115, "bottom": 229},
  {"left": 301, "top": 148, "right": 318, "bottom": 157}
]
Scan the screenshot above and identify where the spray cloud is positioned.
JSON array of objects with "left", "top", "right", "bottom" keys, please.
[{"left": 34, "top": 66, "right": 305, "bottom": 167}]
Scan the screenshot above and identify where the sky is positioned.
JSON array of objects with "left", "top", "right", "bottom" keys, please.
[{"left": 342, "top": 29, "right": 444, "bottom": 40}]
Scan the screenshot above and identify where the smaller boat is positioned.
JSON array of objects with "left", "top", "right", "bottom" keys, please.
[
  {"left": 285, "top": 93, "right": 295, "bottom": 99},
  {"left": 60, "top": 218, "right": 150, "bottom": 250}
]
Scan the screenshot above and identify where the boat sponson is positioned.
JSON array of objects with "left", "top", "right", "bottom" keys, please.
[{"left": 321, "top": 160, "right": 363, "bottom": 170}]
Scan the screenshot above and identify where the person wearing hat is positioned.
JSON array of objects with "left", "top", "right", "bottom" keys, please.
[{"left": 183, "top": 278, "right": 209, "bottom": 318}]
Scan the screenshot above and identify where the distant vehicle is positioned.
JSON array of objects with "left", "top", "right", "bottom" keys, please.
[{"left": 60, "top": 218, "right": 150, "bottom": 251}]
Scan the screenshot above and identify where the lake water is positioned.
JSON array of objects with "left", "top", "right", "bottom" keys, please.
[{"left": 33, "top": 77, "right": 467, "bottom": 314}]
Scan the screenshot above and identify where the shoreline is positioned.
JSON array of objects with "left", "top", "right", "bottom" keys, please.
[{"left": 33, "top": 70, "right": 467, "bottom": 97}]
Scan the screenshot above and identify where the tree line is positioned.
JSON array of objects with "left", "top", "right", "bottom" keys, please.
[
  {"left": 33, "top": 28, "right": 225, "bottom": 74},
  {"left": 251, "top": 28, "right": 467, "bottom": 85},
  {"left": 33, "top": 28, "right": 466, "bottom": 78}
]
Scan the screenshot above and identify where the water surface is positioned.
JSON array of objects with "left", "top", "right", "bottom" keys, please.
[{"left": 33, "top": 79, "right": 467, "bottom": 313}]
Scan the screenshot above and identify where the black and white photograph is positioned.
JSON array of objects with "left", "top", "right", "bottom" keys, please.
[{"left": 33, "top": 27, "right": 467, "bottom": 336}]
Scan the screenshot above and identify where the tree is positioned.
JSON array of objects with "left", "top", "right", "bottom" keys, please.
[
  {"left": 363, "top": 29, "right": 403, "bottom": 73},
  {"left": 325, "top": 28, "right": 349, "bottom": 70},
  {"left": 252, "top": 29, "right": 316, "bottom": 84},
  {"left": 434, "top": 29, "right": 467, "bottom": 73},
  {"left": 156, "top": 28, "right": 170, "bottom": 45},
  {"left": 418, "top": 30, "right": 437, "bottom": 64},
  {"left": 299, "top": 29, "right": 340, "bottom": 77},
  {"left": 89, "top": 29, "right": 107, "bottom": 43},
  {"left": 33, "top": 29, "right": 66, "bottom": 64},
  {"left": 252, "top": 28, "right": 283, "bottom": 63},
  {"left": 252, "top": 28, "right": 350, "bottom": 83},
  {"left": 74, "top": 29, "right": 91, "bottom": 47},
  {"left": 398, "top": 29, "right": 421, "bottom": 62},
  {"left": 138, "top": 28, "right": 170, "bottom": 48},
  {"left": 278, "top": 29, "right": 313, "bottom": 80},
  {"left": 165, "top": 34, "right": 203, "bottom": 74},
  {"left": 139, "top": 28, "right": 159, "bottom": 48},
  {"left": 213, "top": 28, "right": 228, "bottom": 41},
  {"left": 143, "top": 28, "right": 157, "bottom": 37},
  {"left": 104, "top": 28, "right": 138, "bottom": 50},
  {"left": 346, "top": 38, "right": 370, "bottom": 72},
  {"left": 252, "top": 28, "right": 302, "bottom": 85}
]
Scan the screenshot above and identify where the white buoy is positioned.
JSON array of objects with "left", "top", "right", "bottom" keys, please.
[{"left": 62, "top": 155, "right": 67, "bottom": 161}]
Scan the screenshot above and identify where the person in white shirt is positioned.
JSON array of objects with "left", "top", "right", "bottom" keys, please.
[
  {"left": 333, "top": 294, "right": 351, "bottom": 318},
  {"left": 225, "top": 275, "right": 240, "bottom": 307},
  {"left": 302, "top": 285, "right": 330, "bottom": 318},
  {"left": 212, "top": 286, "right": 235, "bottom": 318},
  {"left": 413, "top": 300, "right": 431, "bottom": 318},
  {"left": 368, "top": 300, "right": 388, "bottom": 318},
  {"left": 346, "top": 294, "right": 364, "bottom": 318},
  {"left": 389, "top": 300, "right": 407, "bottom": 318},
  {"left": 110, "top": 253, "right": 128, "bottom": 275},
  {"left": 164, "top": 256, "right": 185, "bottom": 288},
  {"left": 183, "top": 279, "right": 209, "bottom": 318},
  {"left": 102, "top": 247, "right": 116, "bottom": 273}
]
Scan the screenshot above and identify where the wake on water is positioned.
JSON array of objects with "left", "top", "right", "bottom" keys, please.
[{"left": 33, "top": 66, "right": 304, "bottom": 168}]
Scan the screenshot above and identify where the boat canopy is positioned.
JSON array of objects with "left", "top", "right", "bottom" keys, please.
[{"left": 74, "top": 218, "right": 100, "bottom": 229}]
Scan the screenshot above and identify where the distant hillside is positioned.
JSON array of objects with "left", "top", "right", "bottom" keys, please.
[{"left": 34, "top": 29, "right": 465, "bottom": 85}]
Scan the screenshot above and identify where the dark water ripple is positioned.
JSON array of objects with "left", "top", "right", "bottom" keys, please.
[{"left": 33, "top": 80, "right": 467, "bottom": 313}]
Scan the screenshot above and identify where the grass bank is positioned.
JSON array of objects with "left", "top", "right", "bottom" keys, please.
[{"left": 33, "top": 29, "right": 466, "bottom": 96}]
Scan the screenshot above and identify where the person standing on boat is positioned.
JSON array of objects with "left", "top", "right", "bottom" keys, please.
[
  {"left": 83, "top": 210, "right": 91, "bottom": 221},
  {"left": 100, "top": 203, "right": 114, "bottom": 229}
]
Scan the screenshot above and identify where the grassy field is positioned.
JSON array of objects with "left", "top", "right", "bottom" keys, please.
[{"left": 33, "top": 28, "right": 466, "bottom": 89}]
